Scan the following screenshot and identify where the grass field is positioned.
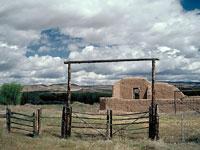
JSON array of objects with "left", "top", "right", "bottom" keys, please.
[{"left": 0, "top": 102, "right": 200, "bottom": 150}]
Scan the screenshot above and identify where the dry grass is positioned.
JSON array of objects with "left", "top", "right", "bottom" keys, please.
[{"left": 0, "top": 103, "right": 200, "bottom": 150}]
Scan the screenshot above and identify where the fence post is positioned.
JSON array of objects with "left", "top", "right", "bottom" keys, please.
[
  {"left": 69, "top": 107, "right": 72, "bottom": 137},
  {"left": 33, "top": 112, "right": 36, "bottom": 137},
  {"left": 181, "top": 115, "right": 184, "bottom": 142},
  {"left": 6, "top": 107, "right": 11, "bottom": 133},
  {"left": 37, "top": 109, "right": 42, "bottom": 135},
  {"left": 65, "top": 107, "right": 71, "bottom": 138},
  {"left": 110, "top": 110, "right": 112, "bottom": 138},
  {"left": 155, "top": 104, "right": 159, "bottom": 140},
  {"left": 149, "top": 106, "right": 153, "bottom": 139},
  {"left": 61, "top": 106, "right": 66, "bottom": 138},
  {"left": 174, "top": 92, "right": 177, "bottom": 114},
  {"left": 106, "top": 110, "right": 109, "bottom": 140}
]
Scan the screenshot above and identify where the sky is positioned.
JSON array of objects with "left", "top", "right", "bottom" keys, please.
[{"left": 0, "top": 0, "right": 200, "bottom": 85}]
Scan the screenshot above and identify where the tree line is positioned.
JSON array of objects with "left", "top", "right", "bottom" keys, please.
[{"left": 0, "top": 83, "right": 111, "bottom": 105}]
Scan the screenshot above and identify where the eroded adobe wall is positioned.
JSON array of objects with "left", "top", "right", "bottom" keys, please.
[
  {"left": 119, "top": 77, "right": 150, "bottom": 99},
  {"left": 100, "top": 97, "right": 200, "bottom": 113},
  {"left": 112, "top": 81, "right": 121, "bottom": 98},
  {"left": 112, "top": 77, "right": 184, "bottom": 100},
  {"left": 155, "top": 83, "right": 184, "bottom": 99}
]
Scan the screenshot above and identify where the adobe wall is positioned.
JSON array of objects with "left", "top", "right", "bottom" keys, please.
[
  {"left": 112, "top": 77, "right": 184, "bottom": 100},
  {"left": 112, "top": 81, "right": 121, "bottom": 98},
  {"left": 100, "top": 97, "right": 200, "bottom": 113},
  {"left": 119, "top": 77, "right": 150, "bottom": 99}
]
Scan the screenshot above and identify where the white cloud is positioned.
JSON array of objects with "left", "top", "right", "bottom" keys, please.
[
  {"left": 0, "top": 0, "right": 200, "bottom": 85},
  {"left": 38, "top": 46, "right": 51, "bottom": 53}
]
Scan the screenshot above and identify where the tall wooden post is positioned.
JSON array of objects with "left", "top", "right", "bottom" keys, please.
[
  {"left": 67, "top": 63, "right": 71, "bottom": 107},
  {"left": 155, "top": 104, "right": 159, "bottom": 140},
  {"left": 110, "top": 110, "right": 112, "bottom": 138},
  {"left": 61, "top": 106, "right": 66, "bottom": 138},
  {"left": 149, "top": 106, "right": 153, "bottom": 139},
  {"left": 106, "top": 110, "right": 109, "bottom": 140},
  {"left": 152, "top": 59, "right": 156, "bottom": 112}
]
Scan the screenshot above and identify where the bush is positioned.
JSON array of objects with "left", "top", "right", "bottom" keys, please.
[
  {"left": 0, "top": 83, "right": 23, "bottom": 105},
  {"left": 21, "top": 91, "right": 112, "bottom": 105}
]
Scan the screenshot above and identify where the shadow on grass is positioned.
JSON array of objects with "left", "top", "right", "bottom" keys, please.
[
  {"left": 185, "top": 135, "right": 200, "bottom": 144},
  {"left": 9, "top": 131, "right": 34, "bottom": 137}
]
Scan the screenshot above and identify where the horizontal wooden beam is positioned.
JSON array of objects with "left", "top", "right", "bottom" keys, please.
[{"left": 64, "top": 58, "right": 159, "bottom": 64}]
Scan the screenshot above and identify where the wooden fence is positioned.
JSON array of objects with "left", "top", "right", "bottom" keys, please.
[
  {"left": 4, "top": 105, "right": 159, "bottom": 140},
  {"left": 6, "top": 108, "right": 41, "bottom": 137},
  {"left": 61, "top": 105, "right": 159, "bottom": 140}
]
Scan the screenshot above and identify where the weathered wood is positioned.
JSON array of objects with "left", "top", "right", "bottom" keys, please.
[
  {"left": 41, "top": 116, "right": 61, "bottom": 119},
  {"left": 11, "top": 121, "right": 33, "bottom": 128},
  {"left": 121, "top": 127, "right": 149, "bottom": 131},
  {"left": 11, "top": 116, "right": 33, "bottom": 122},
  {"left": 181, "top": 115, "right": 184, "bottom": 142},
  {"left": 11, "top": 126, "right": 33, "bottom": 132},
  {"left": 6, "top": 107, "right": 11, "bottom": 133},
  {"left": 12, "top": 112, "right": 32, "bottom": 118},
  {"left": 69, "top": 107, "right": 72, "bottom": 137},
  {"left": 67, "top": 63, "right": 71, "bottom": 107},
  {"left": 61, "top": 106, "right": 66, "bottom": 138},
  {"left": 73, "top": 121, "right": 107, "bottom": 125},
  {"left": 37, "top": 109, "right": 42, "bottom": 135},
  {"left": 73, "top": 111, "right": 106, "bottom": 116},
  {"left": 72, "top": 116, "right": 107, "bottom": 120},
  {"left": 174, "top": 92, "right": 177, "bottom": 114},
  {"left": 64, "top": 58, "right": 159, "bottom": 64},
  {"left": 112, "top": 121, "right": 149, "bottom": 126},
  {"left": 155, "top": 104, "right": 159, "bottom": 140},
  {"left": 112, "top": 111, "right": 148, "bottom": 116},
  {"left": 110, "top": 110, "right": 112, "bottom": 138},
  {"left": 65, "top": 107, "right": 71, "bottom": 138},
  {"left": 33, "top": 112, "right": 36, "bottom": 136},
  {"left": 152, "top": 59, "right": 156, "bottom": 111},
  {"left": 112, "top": 116, "right": 149, "bottom": 121},
  {"left": 149, "top": 107, "right": 153, "bottom": 139},
  {"left": 115, "top": 131, "right": 148, "bottom": 136},
  {"left": 106, "top": 110, "right": 109, "bottom": 139},
  {"left": 71, "top": 126, "right": 106, "bottom": 129}
]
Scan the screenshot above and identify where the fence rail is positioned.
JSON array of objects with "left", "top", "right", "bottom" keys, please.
[
  {"left": 60, "top": 106, "right": 159, "bottom": 140},
  {"left": 6, "top": 108, "right": 42, "bottom": 137}
]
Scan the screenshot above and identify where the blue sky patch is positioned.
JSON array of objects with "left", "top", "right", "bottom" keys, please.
[
  {"left": 26, "top": 28, "right": 84, "bottom": 58},
  {"left": 181, "top": 0, "right": 200, "bottom": 11}
]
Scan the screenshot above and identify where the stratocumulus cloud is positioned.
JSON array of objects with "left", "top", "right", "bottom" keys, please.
[{"left": 0, "top": 0, "right": 200, "bottom": 85}]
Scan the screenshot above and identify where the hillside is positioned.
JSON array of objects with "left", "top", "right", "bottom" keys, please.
[{"left": 22, "top": 84, "right": 113, "bottom": 93}]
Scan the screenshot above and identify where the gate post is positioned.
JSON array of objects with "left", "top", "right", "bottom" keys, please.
[
  {"left": 61, "top": 106, "right": 66, "bottom": 138},
  {"left": 65, "top": 107, "right": 71, "bottom": 138},
  {"left": 106, "top": 110, "right": 109, "bottom": 139},
  {"left": 149, "top": 106, "right": 153, "bottom": 139},
  {"left": 110, "top": 110, "right": 112, "bottom": 138},
  {"left": 155, "top": 104, "right": 159, "bottom": 140}
]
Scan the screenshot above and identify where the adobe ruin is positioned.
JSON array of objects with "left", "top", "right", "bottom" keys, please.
[{"left": 100, "top": 77, "right": 200, "bottom": 113}]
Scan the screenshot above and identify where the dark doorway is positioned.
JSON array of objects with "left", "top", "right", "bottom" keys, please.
[{"left": 133, "top": 88, "right": 140, "bottom": 99}]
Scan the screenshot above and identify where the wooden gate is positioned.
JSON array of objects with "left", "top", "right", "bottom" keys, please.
[
  {"left": 110, "top": 111, "right": 149, "bottom": 138},
  {"left": 71, "top": 110, "right": 109, "bottom": 139},
  {"left": 6, "top": 108, "right": 41, "bottom": 136}
]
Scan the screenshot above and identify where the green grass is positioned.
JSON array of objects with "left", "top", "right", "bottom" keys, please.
[{"left": 0, "top": 103, "right": 200, "bottom": 150}]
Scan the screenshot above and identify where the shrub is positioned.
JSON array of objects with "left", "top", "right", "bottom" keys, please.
[{"left": 0, "top": 83, "right": 23, "bottom": 105}]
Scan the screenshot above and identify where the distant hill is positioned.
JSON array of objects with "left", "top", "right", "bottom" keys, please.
[
  {"left": 22, "top": 84, "right": 113, "bottom": 93},
  {"left": 1, "top": 81, "right": 200, "bottom": 94}
]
